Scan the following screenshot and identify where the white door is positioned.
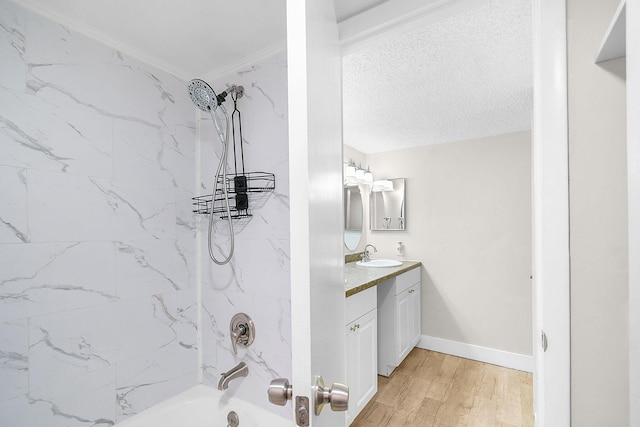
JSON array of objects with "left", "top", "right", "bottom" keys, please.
[
  {"left": 532, "top": 0, "right": 571, "bottom": 425},
  {"left": 287, "top": 0, "right": 346, "bottom": 426}
]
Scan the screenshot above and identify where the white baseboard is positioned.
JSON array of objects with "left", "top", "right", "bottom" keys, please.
[{"left": 417, "top": 335, "right": 533, "bottom": 373}]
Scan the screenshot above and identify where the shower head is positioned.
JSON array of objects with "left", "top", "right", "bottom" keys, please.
[
  {"left": 188, "top": 79, "right": 245, "bottom": 112},
  {"left": 188, "top": 79, "right": 218, "bottom": 112}
]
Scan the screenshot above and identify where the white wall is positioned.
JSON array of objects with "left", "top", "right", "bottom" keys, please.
[
  {"left": 0, "top": 0, "right": 198, "bottom": 424},
  {"left": 567, "top": 0, "right": 629, "bottom": 424},
  {"left": 198, "top": 52, "right": 291, "bottom": 417},
  {"left": 365, "top": 131, "right": 533, "bottom": 358}
]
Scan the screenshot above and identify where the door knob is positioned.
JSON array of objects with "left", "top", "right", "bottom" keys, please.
[
  {"left": 268, "top": 378, "right": 293, "bottom": 406},
  {"left": 313, "top": 375, "right": 349, "bottom": 415}
]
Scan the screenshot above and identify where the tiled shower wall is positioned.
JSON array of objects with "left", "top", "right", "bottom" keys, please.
[
  {"left": 199, "top": 53, "right": 291, "bottom": 417},
  {"left": 0, "top": 1, "right": 199, "bottom": 425}
]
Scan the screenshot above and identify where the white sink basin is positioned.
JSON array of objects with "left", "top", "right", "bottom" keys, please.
[{"left": 356, "top": 259, "right": 402, "bottom": 268}]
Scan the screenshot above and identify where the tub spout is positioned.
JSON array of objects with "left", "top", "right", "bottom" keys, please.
[{"left": 218, "top": 362, "right": 248, "bottom": 390}]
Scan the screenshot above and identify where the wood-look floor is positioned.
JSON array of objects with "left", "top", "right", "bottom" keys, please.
[{"left": 350, "top": 348, "right": 533, "bottom": 427}]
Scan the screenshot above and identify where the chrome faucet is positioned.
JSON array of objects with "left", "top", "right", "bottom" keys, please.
[
  {"left": 218, "top": 362, "right": 249, "bottom": 390},
  {"left": 362, "top": 244, "right": 377, "bottom": 262}
]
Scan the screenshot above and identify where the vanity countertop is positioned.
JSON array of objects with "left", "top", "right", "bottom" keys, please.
[{"left": 345, "top": 260, "right": 422, "bottom": 298}]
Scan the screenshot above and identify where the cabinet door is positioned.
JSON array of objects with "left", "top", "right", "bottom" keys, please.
[
  {"left": 396, "top": 289, "right": 412, "bottom": 363},
  {"left": 408, "top": 284, "right": 421, "bottom": 347},
  {"left": 346, "top": 309, "right": 378, "bottom": 424},
  {"left": 346, "top": 320, "right": 359, "bottom": 425},
  {"left": 355, "top": 309, "right": 378, "bottom": 412}
]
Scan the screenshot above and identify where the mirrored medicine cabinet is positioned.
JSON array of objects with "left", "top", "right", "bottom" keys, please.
[{"left": 370, "top": 178, "right": 405, "bottom": 231}]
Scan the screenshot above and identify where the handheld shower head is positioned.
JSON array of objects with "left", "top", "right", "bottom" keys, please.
[
  {"left": 188, "top": 79, "right": 217, "bottom": 111},
  {"left": 188, "top": 79, "right": 245, "bottom": 112}
]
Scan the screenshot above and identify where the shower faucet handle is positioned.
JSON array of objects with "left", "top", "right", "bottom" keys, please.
[
  {"left": 231, "top": 324, "right": 247, "bottom": 354},
  {"left": 230, "top": 313, "right": 255, "bottom": 355}
]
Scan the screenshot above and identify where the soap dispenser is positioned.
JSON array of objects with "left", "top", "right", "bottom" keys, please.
[{"left": 396, "top": 242, "right": 404, "bottom": 257}]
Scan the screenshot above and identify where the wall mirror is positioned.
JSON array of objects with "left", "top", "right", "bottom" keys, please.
[
  {"left": 344, "top": 184, "right": 363, "bottom": 249},
  {"left": 370, "top": 178, "right": 405, "bottom": 231}
]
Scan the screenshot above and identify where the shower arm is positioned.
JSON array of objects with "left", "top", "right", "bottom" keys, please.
[{"left": 216, "top": 85, "right": 244, "bottom": 106}]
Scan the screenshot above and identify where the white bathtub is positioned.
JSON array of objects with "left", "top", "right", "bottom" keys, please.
[{"left": 115, "top": 384, "right": 292, "bottom": 426}]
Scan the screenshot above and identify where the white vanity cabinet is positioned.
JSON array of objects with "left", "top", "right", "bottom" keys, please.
[
  {"left": 377, "top": 267, "right": 421, "bottom": 376},
  {"left": 345, "top": 286, "right": 377, "bottom": 425}
]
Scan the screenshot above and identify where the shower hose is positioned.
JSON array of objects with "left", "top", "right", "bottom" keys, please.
[{"left": 207, "top": 105, "right": 234, "bottom": 265}]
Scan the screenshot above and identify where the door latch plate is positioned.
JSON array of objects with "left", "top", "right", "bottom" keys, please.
[{"left": 295, "top": 396, "right": 309, "bottom": 426}]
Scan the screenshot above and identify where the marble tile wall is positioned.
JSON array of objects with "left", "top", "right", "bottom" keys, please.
[
  {"left": 198, "top": 53, "right": 291, "bottom": 417},
  {"left": 0, "top": 1, "right": 198, "bottom": 425}
]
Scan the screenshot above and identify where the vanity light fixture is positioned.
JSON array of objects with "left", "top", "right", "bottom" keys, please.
[{"left": 344, "top": 161, "right": 374, "bottom": 186}]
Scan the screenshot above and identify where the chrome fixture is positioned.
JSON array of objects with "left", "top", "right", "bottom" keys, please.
[
  {"left": 313, "top": 376, "right": 349, "bottom": 415},
  {"left": 188, "top": 79, "right": 244, "bottom": 112},
  {"left": 267, "top": 378, "right": 310, "bottom": 426},
  {"left": 362, "top": 244, "right": 377, "bottom": 262},
  {"left": 268, "top": 378, "right": 293, "bottom": 406},
  {"left": 218, "top": 362, "right": 249, "bottom": 390},
  {"left": 230, "top": 313, "right": 255, "bottom": 355},
  {"left": 227, "top": 411, "right": 239, "bottom": 427}
]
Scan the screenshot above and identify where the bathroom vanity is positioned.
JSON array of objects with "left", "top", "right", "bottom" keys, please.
[{"left": 344, "top": 260, "right": 421, "bottom": 423}]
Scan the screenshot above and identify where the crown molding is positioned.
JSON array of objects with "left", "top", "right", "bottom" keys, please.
[
  {"left": 9, "top": 0, "right": 285, "bottom": 83},
  {"left": 8, "top": 0, "right": 196, "bottom": 80},
  {"left": 200, "top": 40, "right": 286, "bottom": 82}
]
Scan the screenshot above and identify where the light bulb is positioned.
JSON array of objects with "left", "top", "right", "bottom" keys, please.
[
  {"left": 345, "top": 162, "right": 356, "bottom": 178},
  {"left": 364, "top": 167, "right": 373, "bottom": 183}
]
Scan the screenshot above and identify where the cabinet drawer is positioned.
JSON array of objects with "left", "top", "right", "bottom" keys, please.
[
  {"left": 346, "top": 286, "right": 376, "bottom": 325},
  {"left": 395, "top": 267, "right": 421, "bottom": 295}
]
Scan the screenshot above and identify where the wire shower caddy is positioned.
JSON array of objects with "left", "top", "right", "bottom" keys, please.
[
  {"left": 192, "top": 171, "right": 275, "bottom": 219},
  {"left": 192, "top": 88, "right": 275, "bottom": 219}
]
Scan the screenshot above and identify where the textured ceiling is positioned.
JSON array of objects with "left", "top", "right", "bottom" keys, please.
[{"left": 342, "top": 0, "right": 532, "bottom": 153}]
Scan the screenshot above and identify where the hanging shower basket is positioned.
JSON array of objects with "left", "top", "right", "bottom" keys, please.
[
  {"left": 192, "top": 88, "right": 275, "bottom": 219},
  {"left": 192, "top": 171, "right": 275, "bottom": 218}
]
